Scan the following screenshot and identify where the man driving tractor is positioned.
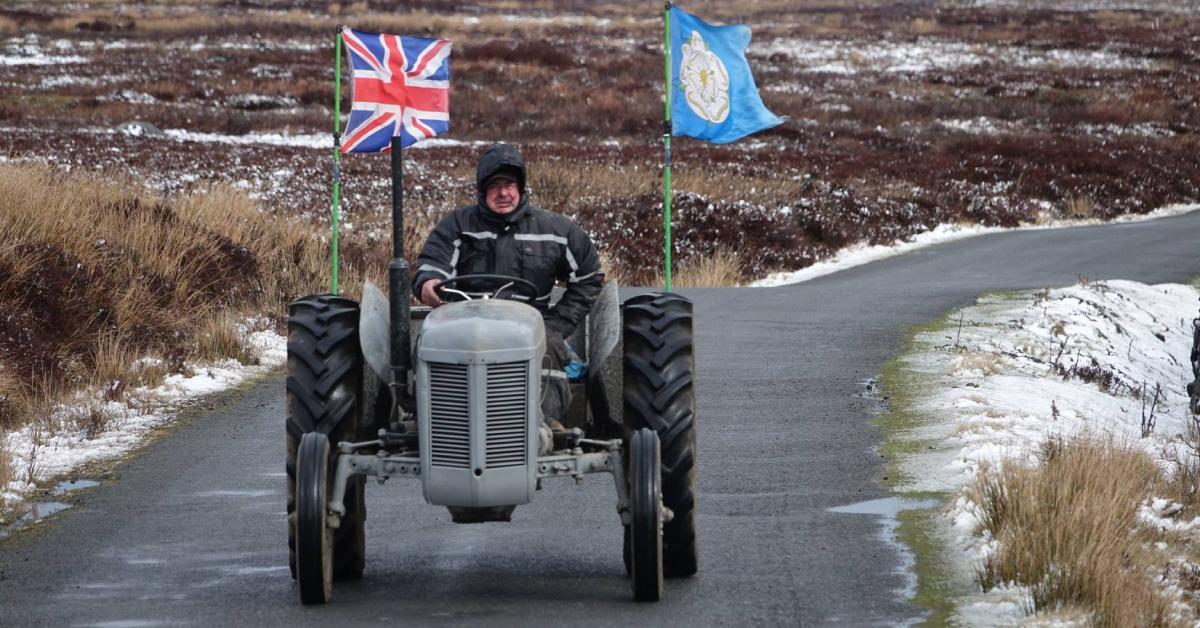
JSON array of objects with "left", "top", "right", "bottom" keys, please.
[{"left": 411, "top": 143, "right": 604, "bottom": 453}]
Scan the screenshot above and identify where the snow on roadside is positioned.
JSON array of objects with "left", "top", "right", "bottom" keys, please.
[
  {"left": 889, "top": 279, "right": 1200, "bottom": 622},
  {"left": 0, "top": 324, "right": 286, "bottom": 513},
  {"left": 752, "top": 203, "right": 1200, "bottom": 288}
]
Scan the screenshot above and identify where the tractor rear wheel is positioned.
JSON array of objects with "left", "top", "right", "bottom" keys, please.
[
  {"left": 286, "top": 294, "right": 367, "bottom": 582},
  {"left": 622, "top": 292, "right": 699, "bottom": 578}
]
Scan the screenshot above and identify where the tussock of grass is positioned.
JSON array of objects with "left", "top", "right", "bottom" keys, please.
[
  {"left": 656, "top": 248, "right": 744, "bottom": 288},
  {"left": 1066, "top": 196, "right": 1095, "bottom": 218},
  {"left": 971, "top": 438, "right": 1172, "bottom": 626},
  {"left": 194, "top": 312, "right": 249, "bottom": 364},
  {"left": 64, "top": 400, "right": 119, "bottom": 441},
  {"left": 88, "top": 332, "right": 140, "bottom": 402}
]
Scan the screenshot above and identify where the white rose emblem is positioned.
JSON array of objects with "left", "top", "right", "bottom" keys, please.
[{"left": 679, "top": 31, "right": 730, "bottom": 124}]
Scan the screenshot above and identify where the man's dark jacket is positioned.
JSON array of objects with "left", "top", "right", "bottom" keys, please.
[{"left": 412, "top": 144, "right": 604, "bottom": 337}]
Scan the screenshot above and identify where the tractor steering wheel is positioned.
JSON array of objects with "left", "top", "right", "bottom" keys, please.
[{"left": 436, "top": 274, "right": 540, "bottom": 303}]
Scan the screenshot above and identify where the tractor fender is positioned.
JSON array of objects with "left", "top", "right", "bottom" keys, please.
[
  {"left": 587, "top": 281, "right": 623, "bottom": 431},
  {"left": 360, "top": 280, "right": 392, "bottom": 385}
]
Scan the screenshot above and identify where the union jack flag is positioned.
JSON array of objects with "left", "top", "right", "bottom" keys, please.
[{"left": 340, "top": 27, "right": 451, "bottom": 153}]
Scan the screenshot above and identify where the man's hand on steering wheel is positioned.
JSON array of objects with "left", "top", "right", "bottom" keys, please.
[{"left": 420, "top": 279, "right": 443, "bottom": 307}]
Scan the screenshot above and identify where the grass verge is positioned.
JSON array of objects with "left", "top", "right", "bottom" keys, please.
[{"left": 874, "top": 312, "right": 970, "bottom": 626}]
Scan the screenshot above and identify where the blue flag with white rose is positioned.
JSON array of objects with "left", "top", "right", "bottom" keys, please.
[{"left": 669, "top": 6, "right": 783, "bottom": 144}]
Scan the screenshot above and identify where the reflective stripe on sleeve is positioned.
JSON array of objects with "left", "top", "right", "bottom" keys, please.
[
  {"left": 513, "top": 233, "right": 568, "bottom": 245},
  {"left": 417, "top": 264, "right": 455, "bottom": 279},
  {"left": 568, "top": 269, "right": 599, "bottom": 283},
  {"left": 541, "top": 368, "right": 568, "bottom": 380}
]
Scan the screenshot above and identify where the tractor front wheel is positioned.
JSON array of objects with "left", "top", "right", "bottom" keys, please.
[
  {"left": 629, "top": 428, "right": 663, "bottom": 602},
  {"left": 295, "top": 432, "right": 333, "bottom": 605}
]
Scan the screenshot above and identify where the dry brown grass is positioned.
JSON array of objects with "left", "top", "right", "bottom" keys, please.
[
  {"left": 0, "top": 369, "right": 28, "bottom": 431},
  {"left": 88, "top": 332, "right": 137, "bottom": 402},
  {"left": 0, "top": 163, "right": 353, "bottom": 435},
  {"left": 971, "top": 438, "right": 1173, "bottom": 626},
  {"left": 0, "top": 427, "right": 12, "bottom": 502},
  {"left": 655, "top": 248, "right": 744, "bottom": 288}
]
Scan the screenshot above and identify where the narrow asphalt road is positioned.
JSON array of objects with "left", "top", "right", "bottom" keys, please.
[{"left": 3, "top": 212, "right": 1200, "bottom": 626}]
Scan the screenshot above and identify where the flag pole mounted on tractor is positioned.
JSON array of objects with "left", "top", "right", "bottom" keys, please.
[
  {"left": 662, "top": 1, "right": 674, "bottom": 292},
  {"left": 331, "top": 25, "right": 343, "bottom": 295},
  {"left": 389, "top": 135, "right": 412, "bottom": 383}
]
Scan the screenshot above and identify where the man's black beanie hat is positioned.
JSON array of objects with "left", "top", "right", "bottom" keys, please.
[{"left": 475, "top": 143, "right": 527, "bottom": 196}]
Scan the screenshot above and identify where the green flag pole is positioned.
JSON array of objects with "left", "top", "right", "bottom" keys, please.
[
  {"left": 662, "top": 2, "right": 673, "bottom": 292},
  {"left": 330, "top": 25, "right": 343, "bottom": 295}
]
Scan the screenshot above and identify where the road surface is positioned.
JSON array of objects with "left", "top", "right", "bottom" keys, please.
[{"left": 3, "top": 211, "right": 1200, "bottom": 626}]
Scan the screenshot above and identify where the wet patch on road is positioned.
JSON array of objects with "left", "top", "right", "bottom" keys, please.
[
  {"left": 828, "top": 496, "right": 941, "bottom": 604},
  {"left": 0, "top": 478, "right": 101, "bottom": 539}
]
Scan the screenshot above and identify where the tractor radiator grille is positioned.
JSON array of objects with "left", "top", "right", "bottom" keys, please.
[
  {"left": 486, "top": 362, "right": 528, "bottom": 468},
  {"left": 429, "top": 362, "right": 470, "bottom": 468}
]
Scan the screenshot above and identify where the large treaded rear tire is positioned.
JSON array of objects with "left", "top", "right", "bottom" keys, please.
[
  {"left": 622, "top": 292, "right": 699, "bottom": 578},
  {"left": 286, "top": 294, "right": 366, "bottom": 582}
]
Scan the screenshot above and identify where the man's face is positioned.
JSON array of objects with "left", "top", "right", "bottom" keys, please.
[{"left": 485, "top": 177, "right": 520, "bottom": 214}]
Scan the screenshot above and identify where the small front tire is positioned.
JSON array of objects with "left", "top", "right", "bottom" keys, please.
[
  {"left": 296, "top": 432, "right": 333, "bottom": 605},
  {"left": 629, "top": 428, "right": 663, "bottom": 602}
]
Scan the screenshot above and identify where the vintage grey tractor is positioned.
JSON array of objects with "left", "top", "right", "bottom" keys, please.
[{"left": 284, "top": 229, "right": 698, "bottom": 604}]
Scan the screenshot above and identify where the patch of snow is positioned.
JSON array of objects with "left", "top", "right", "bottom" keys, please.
[
  {"left": 225, "top": 93, "right": 298, "bottom": 109},
  {"left": 1078, "top": 122, "right": 1175, "bottom": 138},
  {"left": 752, "top": 203, "right": 1200, "bottom": 287},
  {"left": 937, "top": 117, "right": 1017, "bottom": 135},
  {"left": 249, "top": 64, "right": 292, "bottom": 79},
  {"left": 102, "top": 90, "right": 157, "bottom": 104},
  {"left": 0, "top": 53, "right": 88, "bottom": 66},
  {"left": 162, "top": 129, "right": 333, "bottom": 149},
  {"left": 39, "top": 75, "right": 101, "bottom": 88}
]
